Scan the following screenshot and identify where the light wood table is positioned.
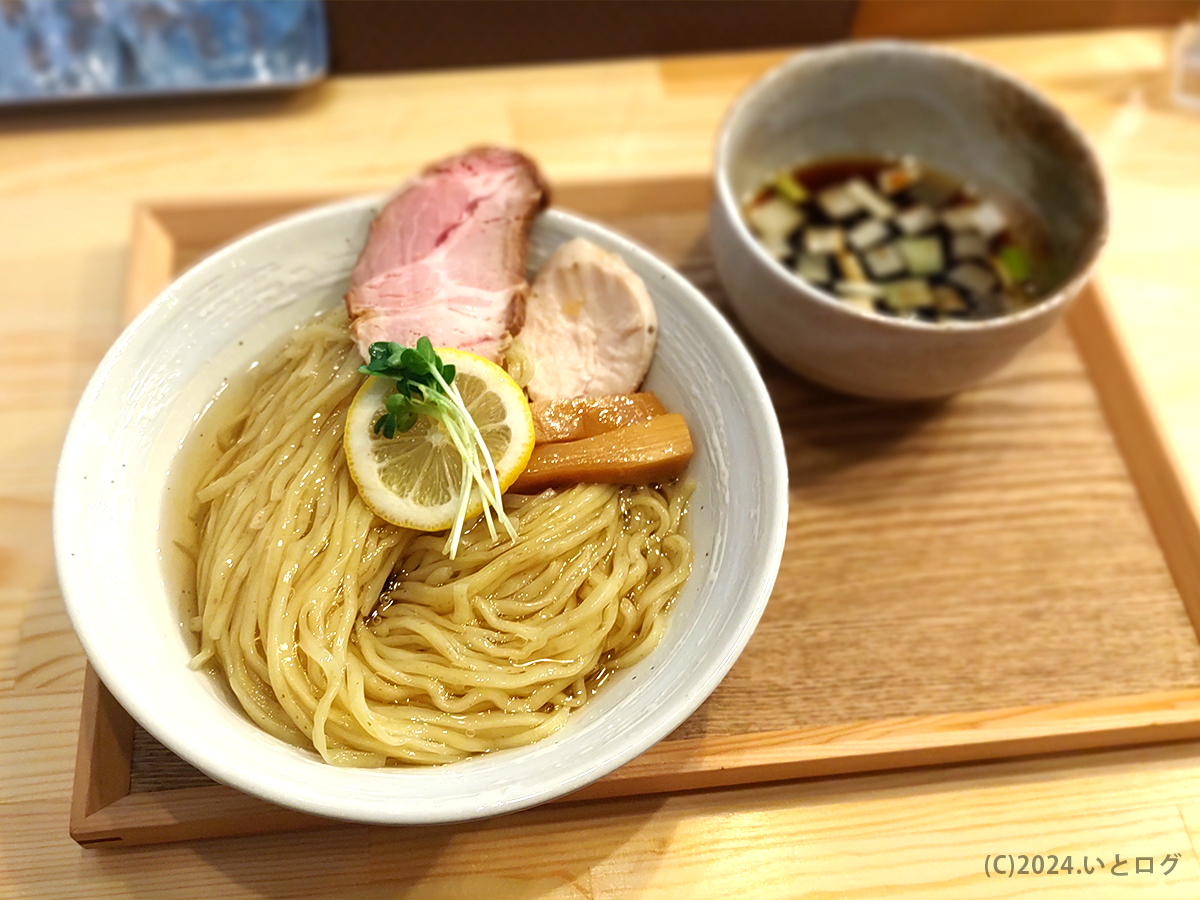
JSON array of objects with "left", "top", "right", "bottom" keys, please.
[{"left": 5, "top": 28, "right": 1200, "bottom": 898}]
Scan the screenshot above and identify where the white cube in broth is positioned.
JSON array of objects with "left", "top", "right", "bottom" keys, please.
[
  {"left": 882, "top": 279, "right": 935, "bottom": 311},
  {"left": 816, "top": 185, "right": 862, "bottom": 220},
  {"left": 747, "top": 197, "right": 804, "bottom": 242},
  {"left": 864, "top": 243, "right": 905, "bottom": 279},
  {"left": 835, "top": 280, "right": 883, "bottom": 299},
  {"left": 971, "top": 202, "right": 1008, "bottom": 239},
  {"left": 895, "top": 205, "right": 938, "bottom": 235},
  {"left": 848, "top": 218, "right": 890, "bottom": 250},
  {"left": 951, "top": 232, "right": 988, "bottom": 260},
  {"left": 942, "top": 204, "right": 979, "bottom": 232},
  {"left": 947, "top": 261, "right": 998, "bottom": 296},
  {"left": 804, "top": 226, "right": 845, "bottom": 255},
  {"left": 844, "top": 178, "right": 895, "bottom": 219},
  {"left": 795, "top": 253, "right": 832, "bottom": 284}
]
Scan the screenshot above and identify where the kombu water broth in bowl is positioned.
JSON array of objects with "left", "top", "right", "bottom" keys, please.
[{"left": 710, "top": 41, "right": 1108, "bottom": 400}]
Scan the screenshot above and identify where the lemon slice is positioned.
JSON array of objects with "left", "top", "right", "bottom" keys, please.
[{"left": 344, "top": 348, "right": 535, "bottom": 532}]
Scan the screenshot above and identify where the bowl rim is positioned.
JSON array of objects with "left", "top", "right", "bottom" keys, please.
[
  {"left": 53, "top": 195, "right": 789, "bottom": 823},
  {"left": 713, "top": 38, "right": 1110, "bottom": 334}
]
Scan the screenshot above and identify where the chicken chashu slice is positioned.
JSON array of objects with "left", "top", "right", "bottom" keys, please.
[
  {"left": 345, "top": 147, "right": 549, "bottom": 363},
  {"left": 518, "top": 238, "right": 658, "bottom": 402}
]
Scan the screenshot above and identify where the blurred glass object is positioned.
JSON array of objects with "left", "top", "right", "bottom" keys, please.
[
  {"left": 1173, "top": 15, "right": 1200, "bottom": 112},
  {"left": 0, "top": 1, "right": 327, "bottom": 103}
]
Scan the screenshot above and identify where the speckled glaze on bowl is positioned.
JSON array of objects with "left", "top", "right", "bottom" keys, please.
[
  {"left": 711, "top": 40, "right": 1108, "bottom": 400},
  {"left": 54, "top": 199, "right": 787, "bottom": 825}
]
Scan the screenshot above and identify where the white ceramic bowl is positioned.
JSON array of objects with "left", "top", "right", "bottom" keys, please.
[
  {"left": 54, "top": 197, "right": 788, "bottom": 824},
  {"left": 711, "top": 41, "right": 1108, "bottom": 400}
]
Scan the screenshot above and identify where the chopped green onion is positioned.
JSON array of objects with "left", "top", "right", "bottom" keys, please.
[
  {"left": 773, "top": 171, "right": 808, "bottom": 204},
  {"left": 998, "top": 245, "right": 1030, "bottom": 282},
  {"left": 897, "top": 237, "right": 945, "bottom": 276}
]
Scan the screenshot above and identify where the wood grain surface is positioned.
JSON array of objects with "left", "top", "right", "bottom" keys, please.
[
  {"left": 71, "top": 181, "right": 1200, "bottom": 848},
  {"left": 7, "top": 27, "right": 1200, "bottom": 899}
]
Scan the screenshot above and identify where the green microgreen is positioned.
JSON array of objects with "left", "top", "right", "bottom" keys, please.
[{"left": 359, "top": 337, "right": 515, "bottom": 558}]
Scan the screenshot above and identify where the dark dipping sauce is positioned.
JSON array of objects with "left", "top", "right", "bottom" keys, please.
[{"left": 743, "top": 156, "right": 1047, "bottom": 323}]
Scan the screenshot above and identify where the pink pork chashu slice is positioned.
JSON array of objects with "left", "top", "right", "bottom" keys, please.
[{"left": 345, "top": 147, "right": 549, "bottom": 362}]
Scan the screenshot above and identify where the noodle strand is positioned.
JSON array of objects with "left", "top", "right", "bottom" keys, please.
[{"left": 189, "top": 313, "right": 693, "bottom": 765}]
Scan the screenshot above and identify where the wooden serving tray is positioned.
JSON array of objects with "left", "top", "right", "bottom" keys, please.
[{"left": 72, "top": 175, "right": 1200, "bottom": 847}]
